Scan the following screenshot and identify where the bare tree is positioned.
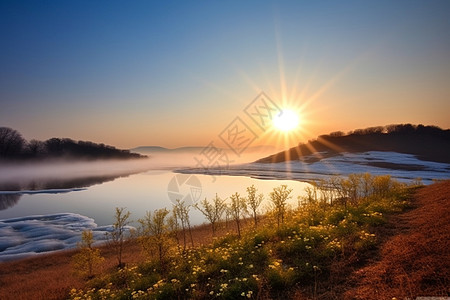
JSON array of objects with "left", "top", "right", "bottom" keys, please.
[
  {"left": 173, "top": 199, "right": 194, "bottom": 251},
  {"left": 347, "top": 174, "right": 362, "bottom": 204},
  {"left": 229, "top": 192, "right": 247, "bottom": 238},
  {"left": 195, "top": 193, "right": 226, "bottom": 236},
  {"left": 304, "top": 184, "right": 318, "bottom": 204},
  {"left": 106, "top": 207, "right": 131, "bottom": 268},
  {"left": 329, "top": 131, "right": 345, "bottom": 137},
  {"left": 26, "top": 139, "right": 47, "bottom": 157},
  {"left": 0, "top": 127, "right": 26, "bottom": 157},
  {"left": 168, "top": 210, "right": 180, "bottom": 248},
  {"left": 360, "top": 173, "right": 374, "bottom": 198},
  {"left": 138, "top": 208, "right": 173, "bottom": 269},
  {"left": 269, "top": 185, "right": 292, "bottom": 229},
  {"left": 245, "top": 185, "right": 263, "bottom": 229},
  {"left": 72, "top": 230, "right": 104, "bottom": 278}
]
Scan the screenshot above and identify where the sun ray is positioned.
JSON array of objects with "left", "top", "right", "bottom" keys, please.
[
  {"left": 184, "top": 19, "right": 378, "bottom": 170},
  {"left": 232, "top": 65, "right": 264, "bottom": 93},
  {"left": 274, "top": 19, "right": 288, "bottom": 107}
]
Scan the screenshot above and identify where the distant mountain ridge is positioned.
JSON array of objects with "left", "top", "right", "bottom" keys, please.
[
  {"left": 132, "top": 146, "right": 208, "bottom": 153},
  {"left": 257, "top": 124, "right": 450, "bottom": 164},
  {"left": 132, "top": 145, "right": 276, "bottom": 154}
]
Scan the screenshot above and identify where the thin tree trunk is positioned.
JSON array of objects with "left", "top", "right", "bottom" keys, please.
[
  {"left": 188, "top": 224, "right": 194, "bottom": 247},
  {"left": 236, "top": 219, "right": 241, "bottom": 238},
  {"left": 182, "top": 228, "right": 187, "bottom": 251}
]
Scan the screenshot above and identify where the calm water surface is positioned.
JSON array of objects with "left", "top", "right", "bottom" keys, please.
[{"left": 0, "top": 170, "right": 311, "bottom": 226}]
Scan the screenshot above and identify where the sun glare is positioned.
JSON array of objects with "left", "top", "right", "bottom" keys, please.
[{"left": 273, "top": 109, "right": 300, "bottom": 132}]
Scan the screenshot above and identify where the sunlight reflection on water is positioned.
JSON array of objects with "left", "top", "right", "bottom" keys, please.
[{"left": 0, "top": 170, "right": 310, "bottom": 226}]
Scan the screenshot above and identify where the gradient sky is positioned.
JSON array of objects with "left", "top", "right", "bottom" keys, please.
[{"left": 1, "top": 0, "right": 449, "bottom": 149}]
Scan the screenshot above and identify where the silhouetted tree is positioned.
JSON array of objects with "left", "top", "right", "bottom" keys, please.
[
  {"left": 329, "top": 131, "right": 345, "bottom": 137},
  {"left": 351, "top": 128, "right": 366, "bottom": 135},
  {"left": 26, "top": 139, "right": 47, "bottom": 157},
  {"left": 0, "top": 127, "right": 26, "bottom": 158},
  {"left": 45, "top": 138, "right": 64, "bottom": 156},
  {"left": 386, "top": 123, "right": 415, "bottom": 134}
]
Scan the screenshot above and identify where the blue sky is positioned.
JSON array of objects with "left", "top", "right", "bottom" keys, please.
[{"left": 1, "top": 0, "right": 449, "bottom": 148}]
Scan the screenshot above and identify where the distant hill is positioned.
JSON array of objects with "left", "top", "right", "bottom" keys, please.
[
  {"left": 257, "top": 124, "right": 450, "bottom": 164},
  {"left": 0, "top": 127, "right": 146, "bottom": 161},
  {"left": 132, "top": 145, "right": 276, "bottom": 154},
  {"left": 132, "top": 146, "right": 207, "bottom": 154}
]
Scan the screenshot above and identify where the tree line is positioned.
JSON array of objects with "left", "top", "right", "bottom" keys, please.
[
  {"left": 327, "top": 123, "right": 449, "bottom": 138},
  {"left": 0, "top": 127, "right": 145, "bottom": 161}
]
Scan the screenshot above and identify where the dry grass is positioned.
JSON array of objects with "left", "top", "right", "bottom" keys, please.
[
  {"left": 344, "top": 180, "right": 450, "bottom": 299},
  {"left": 0, "top": 249, "right": 82, "bottom": 300},
  {"left": 0, "top": 240, "right": 149, "bottom": 300}
]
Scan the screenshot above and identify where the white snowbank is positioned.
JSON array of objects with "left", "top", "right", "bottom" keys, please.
[
  {"left": 0, "top": 213, "right": 134, "bottom": 262},
  {"left": 179, "top": 151, "right": 450, "bottom": 184}
]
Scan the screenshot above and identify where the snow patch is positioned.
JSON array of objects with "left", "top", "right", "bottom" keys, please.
[
  {"left": 179, "top": 151, "right": 450, "bottom": 184},
  {"left": 0, "top": 213, "right": 134, "bottom": 262}
]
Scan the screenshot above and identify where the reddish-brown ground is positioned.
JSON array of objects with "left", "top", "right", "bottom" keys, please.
[
  {"left": 0, "top": 241, "right": 140, "bottom": 300},
  {"left": 0, "top": 182, "right": 448, "bottom": 299},
  {"left": 344, "top": 180, "right": 450, "bottom": 299},
  {"left": 0, "top": 221, "right": 244, "bottom": 300}
]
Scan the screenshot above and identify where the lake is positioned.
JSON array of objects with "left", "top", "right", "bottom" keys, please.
[
  {"left": 0, "top": 168, "right": 312, "bottom": 261},
  {"left": 0, "top": 169, "right": 311, "bottom": 227}
]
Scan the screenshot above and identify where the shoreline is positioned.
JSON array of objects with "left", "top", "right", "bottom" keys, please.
[{"left": 176, "top": 151, "right": 450, "bottom": 184}]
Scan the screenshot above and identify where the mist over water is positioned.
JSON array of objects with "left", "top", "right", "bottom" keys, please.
[
  {"left": 0, "top": 146, "right": 278, "bottom": 218},
  {"left": 0, "top": 146, "right": 275, "bottom": 189},
  {"left": 131, "top": 146, "right": 278, "bottom": 168},
  {"left": 0, "top": 159, "right": 154, "bottom": 184}
]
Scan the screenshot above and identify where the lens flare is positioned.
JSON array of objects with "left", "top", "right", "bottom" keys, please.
[{"left": 273, "top": 109, "right": 299, "bottom": 132}]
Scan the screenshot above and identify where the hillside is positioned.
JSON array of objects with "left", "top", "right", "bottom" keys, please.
[
  {"left": 257, "top": 124, "right": 450, "bottom": 164},
  {"left": 132, "top": 145, "right": 276, "bottom": 155},
  {"left": 132, "top": 146, "right": 208, "bottom": 154}
]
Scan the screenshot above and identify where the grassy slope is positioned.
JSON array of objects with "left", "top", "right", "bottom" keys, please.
[{"left": 0, "top": 181, "right": 448, "bottom": 300}]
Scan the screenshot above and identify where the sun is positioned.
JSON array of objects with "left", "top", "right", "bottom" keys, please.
[{"left": 273, "top": 109, "right": 300, "bottom": 132}]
